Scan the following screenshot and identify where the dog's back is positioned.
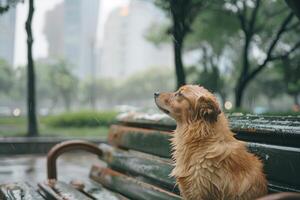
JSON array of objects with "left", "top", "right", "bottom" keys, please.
[
  {"left": 173, "top": 131, "right": 267, "bottom": 200},
  {"left": 154, "top": 85, "right": 268, "bottom": 200}
]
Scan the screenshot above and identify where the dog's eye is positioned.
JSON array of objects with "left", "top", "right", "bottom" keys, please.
[{"left": 175, "top": 92, "right": 183, "bottom": 97}]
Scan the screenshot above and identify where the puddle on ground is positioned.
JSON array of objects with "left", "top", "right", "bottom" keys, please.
[{"left": 0, "top": 152, "right": 102, "bottom": 184}]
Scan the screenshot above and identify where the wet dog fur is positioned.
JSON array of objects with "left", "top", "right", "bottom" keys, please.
[{"left": 154, "top": 85, "right": 267, "bottom": 200}]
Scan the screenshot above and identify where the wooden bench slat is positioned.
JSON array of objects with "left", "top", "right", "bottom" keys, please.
[
  {"left": 108, "top": 125, "right": 300, "bottom": 191},
  {"left": 90, "top": 165, "right": 181, "bottom": 200},
  {"left": 247, "top": 143, "right": 300, "bottom": 187},
  {"left": 0, "top": 182, "right": 44, "bottom": 200},
  {"left": 109, "top": 125, "right": 171, "bottom": 158},
  {"left": 268, "top": 180, "right": 300, "bottom": 193},
  {"left": 38, "top": 181, "right": 92, "bottom": 200},
  {"left": 117, "top": 113, "right": 300, "bottom": 130},
  {"left": 99, "top": 145, "right": 300, "bottom": 194},
  {"left": 116, "top": 113, "right": 300, "bottom": 147},
  {"left": 82, "top": 179, "right": 129, "bottom": 200},
  {"left": 99, "top": 144, "right": 177, "bottom": 193}
]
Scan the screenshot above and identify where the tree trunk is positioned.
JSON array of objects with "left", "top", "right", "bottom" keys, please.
[
  {"left": 26, "top": 0, "right": 38, "bottom": 137},
  {"left": 235, "top": 35, "right": 251, "bottom": 108},
  {"left": 235, "top": 83, "right": 245, "bottom": 109},
  {"left": 90, "top": 41, "right": 96, "bottom": 109},
  {"left": 173, "top": 37, "right": 185, "bottom": 89},
  {"left": 294, "top": 94, "right": 299, "bottom": 106},
  {"left": 219, "top": 91, "right": 227, "bottom": 109},
  {"left": 171, "top": 3, "right": 186, "bottom": 89},
  {"left": 61, "top": 92, "right": 71, "bottom": 112}
]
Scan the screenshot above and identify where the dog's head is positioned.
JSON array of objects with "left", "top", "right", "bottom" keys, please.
[{"left": 154, "top": 85, "right": 221, "bottom": 123}]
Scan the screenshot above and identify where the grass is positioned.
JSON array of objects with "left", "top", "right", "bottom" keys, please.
[{"left": 0, "top": 116, "right": 109, "bottom": 138}]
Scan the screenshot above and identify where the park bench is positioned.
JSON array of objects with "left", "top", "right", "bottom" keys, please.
[{"left": 1, "top": 112, "right": 300, "bottom": 199}]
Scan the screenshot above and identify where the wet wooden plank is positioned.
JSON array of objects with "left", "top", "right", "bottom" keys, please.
[
  {"left": 268, "top": 180, "right": 300, "bottom": 193},
  {"left": 116, "top": 113, "right": 175, "bottom": 131},
  {"left": 247, "top": 143, "right": 300, "bottom": 187},
  {"left": 116, "top": 113, "right": 300, "bottom": 147},
  {"left": 80, "top": 179, "right": 129, "bottom": 200},
  {"left": 107, "top": 126, "right": 300, "bottom": 191},
  {"left": 0, "top": 182, "right": 44, "bottom": 200},
  {"left": 99, "top": 144, "right": 177, "bottom": 193},
  {"left": 38, "top": 180, "right": 92, "bottom": 200},
  {"left": 117, "top": 113, "right": 300, "bottom": 132},
  {"left": 90, "top": 165, "right": 181, "bottom": 200},
  {"left": 108, "top": 125, "right": 171, "bottom": 158}
]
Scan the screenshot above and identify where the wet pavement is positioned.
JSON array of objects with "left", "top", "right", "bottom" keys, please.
[{"left": 0, "top": 152, "right": 103, "bottom": 185}]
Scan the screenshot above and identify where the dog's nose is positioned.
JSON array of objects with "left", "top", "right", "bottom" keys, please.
[{"left": 154, "top": 92, "right": 160, "bottom": 98}]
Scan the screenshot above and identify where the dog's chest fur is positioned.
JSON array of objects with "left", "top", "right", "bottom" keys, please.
[
  {"left": 171, "top": 131, "right": 233, "bottom": 199},
  {"left": 170, "top": 121, "right": 267, "bottom": 200}
]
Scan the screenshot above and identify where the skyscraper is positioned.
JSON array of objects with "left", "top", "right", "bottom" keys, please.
[
  {"left": 43, "top": 2, "right": 64, "bottom": 59},
  {"left": 44, "top": 0, "right": 100, "bottom": 79},
  {"left": 99, "top": 0, "right": 173, "bottom": 78},
  {"left": 0, "top": 7, "right": 16, "bottom": 66},
  {"left": 64, "top": 0, "right": 99, "bottom": 79}
]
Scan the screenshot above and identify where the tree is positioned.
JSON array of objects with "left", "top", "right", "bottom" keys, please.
[
  {"left": 149, "top": 1, "right": 239, "bottom": 96},
  {"left": 184, "top": 7, "right": 240, "bottom": 103},
  {"left": 280, "top": 56, "right": 300, "bottom": 106},
  {"left": 0, "top": 59, "right": 13, "bottom": 94},
  {"left": 1, "top": 0, "right": 37, "bottom": 136},
  {"left": 0, "top": 0, "right": 20, "bottom": 14},
  {"left": 26, "top": 0, "right": 38, "bottom": 136},
  {"left": 154, "top": 0, "right": 208, "bottom": 89},
  {"left": 47, "top": 60, "right": 78, "bottom": 111},
  {"left": 226, "top": 0, "right": 300, "bottom": 108},
  {"left": 116, "top": 67, "right": 174, "bottom": 105},
  {"left": 150, "top": 1, "right": 300, "bottom": 109}
]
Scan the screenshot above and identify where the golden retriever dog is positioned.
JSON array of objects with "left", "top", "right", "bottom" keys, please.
[{"left": 154, "top": 85, "right": 267, "bottom": 200}]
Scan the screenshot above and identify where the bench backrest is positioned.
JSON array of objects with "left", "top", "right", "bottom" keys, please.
[{"left": 89, "top": 113, "right": 300, "bottom": 199}]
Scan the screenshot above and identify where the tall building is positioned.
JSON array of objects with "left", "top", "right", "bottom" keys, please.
[
  {"left": 100, "top": 0, "right": 173, "bottom": 78},
  {"left": 64, "top": 0, "right": 99, "bottom": 79},
  {"left": 0, "top": 7, "right": 16, "bottom": 66},
  {"left": 44, "top": 0, "right": 100, "bottom": 79},
  {"left": 44, "top": 2, "right": 64, "bottom": 58}
]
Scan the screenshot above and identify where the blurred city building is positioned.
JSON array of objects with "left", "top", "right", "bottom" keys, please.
[
  {"left": 44, "top": 0, "right": 100, "bottom": 79},
  {"left": 99, "top": 0, "right": 173, "bottom": 78},
  {"left": 44, "top": 2, "right": 64, "bottom": 58},
  {"left": 0, "top": 7, "right": 16, "bottom": 66}
]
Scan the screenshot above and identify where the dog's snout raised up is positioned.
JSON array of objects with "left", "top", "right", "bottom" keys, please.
[{"left": 154, "top": 92, "right": 160, "bottom": 98}]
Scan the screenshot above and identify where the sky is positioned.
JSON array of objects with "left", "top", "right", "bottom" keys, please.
[{"left": 14, "top": 0, "right": 129, "bottom": 67}]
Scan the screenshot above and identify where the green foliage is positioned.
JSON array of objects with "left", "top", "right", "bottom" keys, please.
[
  {"left": 0, "top": 116, "right": 109, "bottom": 137},
  {"left": 153, "top": 0, "right": 300, "bottom": 108},
  {"left": 187, "top": 64, "right": 225, "bottom": 93},
  {"left": 116, "top": 67, "right": 174, "bottom": 102},
  {"left": 79, "top": 67, "right": 175, "bottom": 106},
  {"left": 10, "top": 59, "right": 78, "bottom": 111},
  {"left": 0, "top": 0, "right": 22, "bottom": 14},
  {"left": 34, "top": 59, "right": 78, "bottom": 111},
  {"left": 283, "top": 57, "right": 300, "bottom": 96},
  {"left": 248, "top": 67, "right": 285, "bottom": 99},
  {"left": 144, "top": 22, "right": 171, "bottom": 46},
  {"left": 186, "top": 8, "right": 239, "bottom": 53},
  {"left": 46, "top": 59, "right": 78, "bottom": 111},
  {"left": 0, "top": 59, "right": 13, "bottom": 94},
  {"left": 44, "top": 110, "right": 118, "bottom": 128}
]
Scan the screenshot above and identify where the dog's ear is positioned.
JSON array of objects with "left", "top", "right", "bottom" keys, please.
[{"left": 195, "top": 96, "right": 221, "bottom": 122}]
